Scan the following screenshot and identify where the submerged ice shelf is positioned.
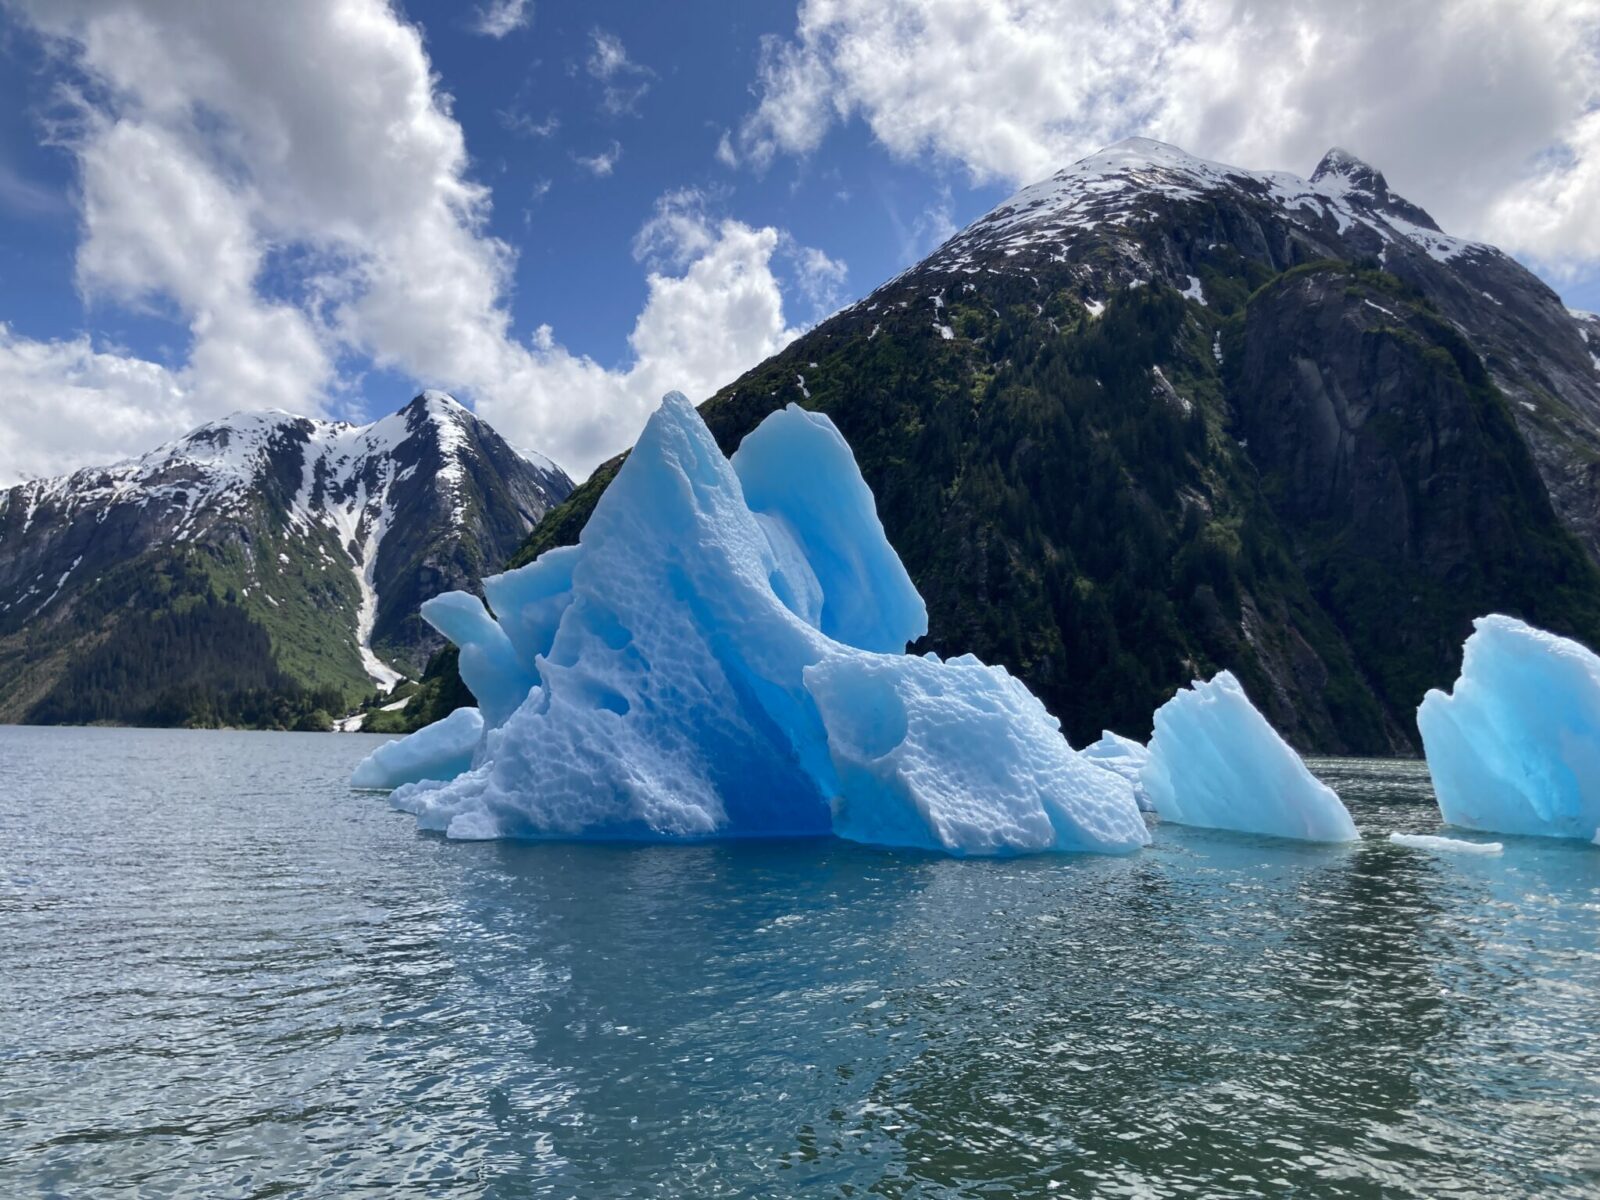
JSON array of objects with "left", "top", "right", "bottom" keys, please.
[
  {"left": 1419, "top": 615, "right": 1600, "bottom": 841},
  {"left": 360, "top": 395, "right": 1148, "bottom": 856}
]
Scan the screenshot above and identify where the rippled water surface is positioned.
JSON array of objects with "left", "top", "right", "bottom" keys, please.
[{"left": 4, "top": 727, "right": 1600, "bottom": 1197}]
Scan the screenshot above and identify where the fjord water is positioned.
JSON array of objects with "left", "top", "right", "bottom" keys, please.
[{"left": 3, "top": 729, "right": 1598, "bottom": 1197}]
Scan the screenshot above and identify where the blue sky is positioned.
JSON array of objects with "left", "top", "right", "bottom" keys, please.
[{"left": 0, "top": 0, "right": 1596, "bottom": 483}]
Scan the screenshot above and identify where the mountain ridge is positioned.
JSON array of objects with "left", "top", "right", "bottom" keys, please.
[
  {"left": 492, "top": 137, "right": 1600, "bottom": 754},
  {"left": 0, "top": 392, "right": 572, "bottom": 726}
]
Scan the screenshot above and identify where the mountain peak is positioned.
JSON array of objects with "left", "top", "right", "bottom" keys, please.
[
  {"left": 1311, "top": 147, "right": 1388, "bottom": 195},
  {"left": 1311, "top": 146, "right": 1440, "bottom": 232},
  {"left": 402, "top": 390, "right": 468, "bottom": 419}
]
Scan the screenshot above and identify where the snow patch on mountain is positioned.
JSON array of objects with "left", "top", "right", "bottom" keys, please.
[
  {"left": 922, "top": 137, "right": 1492, "bottom": 279},
  {"left": 3, "top": 393, "right": 568, "bottom": 688}
]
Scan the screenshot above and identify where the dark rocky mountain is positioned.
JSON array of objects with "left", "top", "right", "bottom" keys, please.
[
  {"left": 0, "top": 392, "right": 570, "bottom": 726},
  {"left": 500, "top": 138, "right": 1600, "bottom": 754}
]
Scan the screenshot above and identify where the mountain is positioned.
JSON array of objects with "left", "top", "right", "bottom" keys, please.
[
  {"left": 500, "top": 138, "right": 1600, "bottom": 755},
  {"left": 0, "top": 392, "right": 571, "bottom": 727}
]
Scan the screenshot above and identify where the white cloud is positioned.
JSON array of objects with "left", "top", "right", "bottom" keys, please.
[
  {"left": 576, "top": 140, "right": 623, "bottom": 177},
  {"left": 471, "top": 0, "right": 532, "bottom": 39},
  {"left": 586, "top": 28, "right": 652, "bottom": 116},
  {"left": 0, "top": 0, "right": 827, "bottom": 484},
  {"left": 498, "top": 108, "right": 559, "bottom": 139},
  {"left": 74, "top": 117, "right": 332, "bottom": 416},
  {"left": 0, "top": 325, "right": 187, "bottom": 483},
  {"left": 790, "top": 244, "right": 849, "bottom": 319},
  {"left": 633, "top": 188, "right": 719, "bottom": 269},
  {"left": 470, "top": 213, "right": 805, "bottom": 475},
  {"left": 735, "top": 0, "right": 1600, "bottom": 272}
]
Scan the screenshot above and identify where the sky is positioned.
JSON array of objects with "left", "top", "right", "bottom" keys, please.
[{"left": 0, "top": 0, "right": 1598, "bottom": 486}]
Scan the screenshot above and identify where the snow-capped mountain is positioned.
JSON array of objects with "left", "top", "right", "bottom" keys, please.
[
  {"left": 0, "top": 392, "right": 571, "bottom": 724},
  {"left": 911, "top": 138, "right": 1600, "bottom": 557},
  {"left": 523, "top": 138, "right": 1600, "bottom": 755}
]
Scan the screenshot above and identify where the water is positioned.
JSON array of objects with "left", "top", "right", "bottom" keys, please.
[{"left": 2, "top": 728, "right": 1598, "bottom": 1198}]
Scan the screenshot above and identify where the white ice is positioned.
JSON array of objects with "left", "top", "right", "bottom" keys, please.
[
  {"left": 1141, "top": 671, "right": 1359, "bottom": 841},
  {"left": 1388, "top": 833, "right": 1503, "bottom": 856},
  {"left": 351, "top": 705, "right": 483, "bottom": 790},
  {"left": 1081, "top": 730, "right": 1156, "bottom": 812},
  {"left": 1418, "top": 614, "right": 1600, "bottom": 841},
  {"left": 808, "top": 653, "right": 1149, "bottom": 855},
  {"left": 361, "top": 394, "right": 1148, "bottom": 856}
]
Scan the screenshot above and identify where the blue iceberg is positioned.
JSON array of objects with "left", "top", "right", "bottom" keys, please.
[
  {"left": 1081, "top": 730, "right": 1155, "bottom": 812},
  {"left": 358, "top": 393, "right": 1148, "bottom": 856},
  {"left": 351, "top": 705, "right": 483, "bottom": 790},
  {"left": 807, "top": 654, "right": 1151, "bottom": 855},
  {"left": 1141, "top": 671, "right": 1359, "bottom": 842},
  {"left": 1418, "top": 615, "right": 1600, "bottom": 841}
]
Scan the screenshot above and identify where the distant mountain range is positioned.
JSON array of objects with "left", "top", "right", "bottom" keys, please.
[
  {"left": 0, "top": 392, "right": 570, "bottom": 727},
  {"left": 508, "top": 139, "right": 1600, "bottom": 754}
]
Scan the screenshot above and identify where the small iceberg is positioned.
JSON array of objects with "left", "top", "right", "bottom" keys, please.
[
  {"left": 359, "top": 394, "right": 1148, "bottom": 856},
  {"left": 1418, "top": 615, "right": 1600, "bottom": 841},
  {"left": 1081, "top": 730, "right": 1155, "bottom": 812},
  {"left": 1141, "top": 671, "right": 1359, "bottom": 842},
  {"left": 1388, "top": 833, "right": 1503, "bottom": 856},
  {"left": 351, "top": 706, "right": 483, "bottom": 790}
]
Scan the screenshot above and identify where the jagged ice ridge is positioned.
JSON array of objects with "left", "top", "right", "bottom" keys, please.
[{"left": 357, "top": 394, "right": 1151, "bottom": 857}]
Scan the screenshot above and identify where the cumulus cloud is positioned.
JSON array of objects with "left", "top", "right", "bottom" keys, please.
[
  {"left": 471, "top": 211, "right": 804, "bottom": 474},
  {"left": 0, "top": 325, "right": 187, "bottom": 483},
  {"left": 0, "top": 0, "right": 822, "bottom": 483},
  {"left": 733, "top": 0, "right": 1600, "bottom": 271},
  {"left": 633, "top": 188, "right": 720, "bottom": 269},
  {"left": 471, "top": 0, "right": 532, "bottom": 39}
]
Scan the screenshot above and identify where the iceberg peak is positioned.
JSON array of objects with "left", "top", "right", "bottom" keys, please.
[
  {"left": 358, "top": 392, "right": 1148, "bottom": 856},
  {"left": 1419, "top": 614, "right": 1600, "bottom": 841},
  {"left": 1142, "top": 671, "right": 1358, "bottom": 842}
]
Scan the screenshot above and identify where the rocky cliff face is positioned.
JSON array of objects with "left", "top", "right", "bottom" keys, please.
[
  {"left": 507, "top": 139, "right": 1600, "bottom": 754},
  {"left": 0, "top": 393, "right": 571, "bottom": 724}
]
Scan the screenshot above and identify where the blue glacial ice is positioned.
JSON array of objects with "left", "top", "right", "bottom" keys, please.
[
  {"left": 807, "top": 653, "right": 1150, "bottom": 855},
  {"left": 351, "top": 705, "right": 483, "bottom": 790},
  {"left": 1418, "top": 614, "right": 1600, "bottom": 841},
  {"left": 1141, "top": 671, "right": 1359, "bottom": 842},
  {"left": 1081, "top": 730, "right": 1155, "bottom": 812},
  {"left": 358, "top": 393, "right": 1148, "bottom": 856}
]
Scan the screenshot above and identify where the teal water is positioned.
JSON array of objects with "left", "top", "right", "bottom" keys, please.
[{"left": 2, "top": 726, "right": 1598, "bottom": 1197}]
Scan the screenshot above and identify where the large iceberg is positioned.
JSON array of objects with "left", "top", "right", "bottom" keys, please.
[
  {"left": 1141, "top": 671, "right": 1359, "bottom": 842},
  {"left": 360, "top": 394, "right": 1148, "bottom": 856},
  {"left": 1081, "top": 730, "right": 1156, "bottom": 812},
  {"left": 1418, "top": 615, "right": 1600, "bottom": 841}
]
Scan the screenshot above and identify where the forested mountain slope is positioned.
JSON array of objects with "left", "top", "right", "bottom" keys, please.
[
  {"left": 0, "top": 393, "right": 571, "bottom": 727},
  {"left": 498, "top": 140, "right": 1600, "bottom": 754}
]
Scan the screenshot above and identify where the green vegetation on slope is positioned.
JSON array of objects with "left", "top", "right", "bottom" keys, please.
[
  {"left": 21, "top": 554, "right": 349, "bottom": 729},
  {"left": 476, "top": 250, "right": 1600, "bottom": 753}
]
